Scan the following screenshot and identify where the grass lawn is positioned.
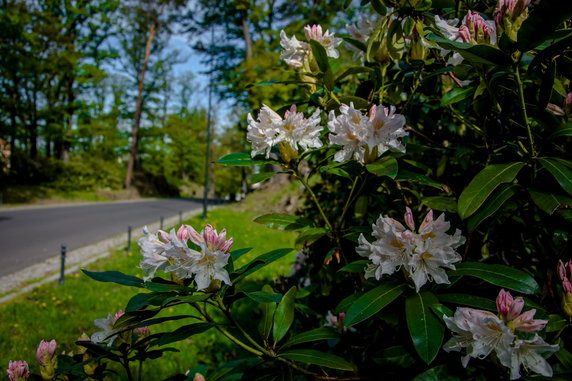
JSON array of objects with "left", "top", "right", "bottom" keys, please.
[{"left": 0, "top": 206, "right": 297, "bottom": 378}]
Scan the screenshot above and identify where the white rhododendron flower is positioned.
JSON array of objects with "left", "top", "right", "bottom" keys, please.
[
  {"left": 280, "top": 24, "right": 342, "bottom": 67},
  {"left": 357, "top": 208, "right": 464, "bottom": 291},
  {"left": 303, "top": 24, "right": 342, "bottom": 58},
  {"left": 346, "top": 14, "right": 377, "bottom": 43},
  {"left": 247, "top": 104, "right": 323, "bottom": 159},
  {"left": 280, "top": 30, "right": 308, "bottom": 68},
  {"left": 138, "top": 224, "right": 233, "bottom": 291},
  {"left": 444, "top": 289, "right": 557, "bottom": 379},
  {"left": 91, "top": 310, "right": 124, "bottom": 346},
  {"left": 328, "top": 103, "right": 407, "bottom": 164}
]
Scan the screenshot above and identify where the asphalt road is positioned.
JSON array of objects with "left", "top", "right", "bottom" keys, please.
[{"left": 0, "top": 199, "right": 203, "bottom": 277}]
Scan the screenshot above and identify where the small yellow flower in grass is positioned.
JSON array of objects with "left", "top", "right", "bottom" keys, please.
[
  {"left": 12, "top": 323, "right": 19, "bottom": 328},
  {"left": 168, "top": 308, "right": 174, "bottom": 313},
  {"left": 41, "top": 302, "right": 47, "bottom": 308},
  {"left": 51, "top": 296, "right": 56, "bottom": 301},
  {"left": 127, "top": 252, "right": 133, "bottom": 257}
]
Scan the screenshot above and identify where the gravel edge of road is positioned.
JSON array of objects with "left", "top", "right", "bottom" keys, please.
[{"left": 0, "top": 205, "right": 220, "bottom": 305}]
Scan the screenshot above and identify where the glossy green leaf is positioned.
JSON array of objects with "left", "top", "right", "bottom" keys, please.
[
  {"left": 457, "top": 162, "right": 524, "bottom": 219},
  {"left": 437, "top": 293, "right": 496, "bottom": 311},
  {"left": 233, "top": 248, "right": 294, "bottom": 283},
  {"left": 338, "top": 260, "right": 368, "bottom": 273},
  {"left": 421, "top": 196, "right": 457, "bottom": 212},
  {"left": 517, "top": 0, "right": 572, "bottom": 51},
  {"left": 555, "top": 346, "right": 572, "bottom": 369},
  {"left": 279, "top": 349, "right": 354, "bottom": 371},
  {"left": 82, "top": 270, "right": 143, "bottom": 288},
  {"left": 216, "top": 152, "right": 280, "bottom": 167},
  {"left": 126, "top": 292, "right": 177, "bottom": 312},
  {"left": 282, "top": 328, "right": 339, "bottom": 348},
  {"left": 244, "top": 291, "right": 282, "bottom": 303},
  {"left": 467, "top": 184, "right": 517, "bottom": 232},
  {"left": 295, "top": 228, "right": 328, "bottom": 248},
  {"left": 406, "top": 292, "right": 444, "bottom": 365},
  {"left": 153, "top": 323, "right": 213, "bottom": 347},
  {"left": 230, "top": 248, "right": 252, "bottom": 261},
  {"left": 528, "top": 189, "right": 572, "bottom": 214},
  {"left": 440, "top": 87, "right": 474, "bottom": 106},
  {"left": 251, "top": 172, "right": 275, "bottom": 184},
  {"left": 258, "top": 285, "right": 277, "bottom": 340},
  {"left": 396, "top": 169, "right": 446, "bottom": 189},
  {"left": 374, "top": 346, "right": 416, "bottom": 368},
  {"left": 449, "top": 262, "right": 540, "bottom": 294},
  {"left": 427, "top": 33, "right": 511, "bottom": 66},
  {"left": 549, "top": 123, "right": 572, "bottom": 139},
  {"left": 309, "top": 40, "right": 330, "bottom": 72},
  {"left": 336, "top": 66, "right": 373, "bottom": 83},
  {"left": 273, "top": 286, "right": 297, "bottom": 344},
  {"left": 366, "top": 156, "right": 398, "bottom": 178},
  {"left": 539, "top": 158, "right": 572, "bottom": 196},
  {"left": 546, "top": 314, "right": 568, "bottom": 333},
  {"left": 253, "top": 214, "right": 313, "bottom": 231},
  {"left": 413, "top": 364, "right": 459, "bottom": 381},
  {"left": 345, "top": 283, "right": 407, "bottom": 326}
]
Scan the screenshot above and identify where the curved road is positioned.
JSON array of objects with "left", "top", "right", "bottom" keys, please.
[{"left": 0, "top": 199, "right": 203, "bottom": 277}]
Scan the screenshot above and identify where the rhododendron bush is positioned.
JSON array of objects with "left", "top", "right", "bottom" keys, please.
[{"left": 8, "top": 0, "right": 572, "bottom": 380}]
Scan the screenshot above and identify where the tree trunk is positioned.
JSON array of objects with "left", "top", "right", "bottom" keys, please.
[
  {"left": 124, "top": 19, "right": 158, "bottom": 189},
  {"left": 240, "top": 9, "right": 253, "bottom": 60}
]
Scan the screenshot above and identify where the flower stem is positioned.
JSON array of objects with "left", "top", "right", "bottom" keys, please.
[
  {"left": 216, "top": 297, "right": 266, "bottom": 353},
  {"left": 515, "top": 65, "right": 535, "bottom": 156},
  {"left": 294, "top": 173, "right": 334, "bottom": 233},
  {"left": 339, "top": 176, "right": 360, "bottom": 226}
]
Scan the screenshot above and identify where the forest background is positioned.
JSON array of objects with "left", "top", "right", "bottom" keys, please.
[{"left": 0, "top": 0, "right": 351, "bottom": 203}]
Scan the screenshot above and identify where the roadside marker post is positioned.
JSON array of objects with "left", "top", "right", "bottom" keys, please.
[
  {"left": 127, "top": 226, "right": 132, "bottom": 252},
  {"left": 160, "top": 216, "right": 164, "bottom": 230},
  {"left": 59, "top": 245, "right": 66, "bottom": 285},
  {"left": 179, "top": 211, "right": 182, "bottom": 224}
]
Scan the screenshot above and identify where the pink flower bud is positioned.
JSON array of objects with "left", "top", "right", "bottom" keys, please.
[
  {"left": 158, "top": 230, "right": 170, "bottom": 243},
  {"left": 193, "top": 373, "right": 206, "bottom": 381},
  {"left": 458, "top": 25, "right": 472, "bottom": 43},
  {"left": 404, "top": 207, "right": 416, "bottom": 231},
  {"left": 564, "top": 279, "right": 572, "bottom": 294},
  {"left": 419, "top": 209, "right": 434, "bottom": 234},
  {"left": 558, "top": 260, "right": 568, "bottom": 281},
  {"left": 565, "top": 92, "right": 572, "bottom": 114},
  {"left": 113, "top": 310, "right": 125, "bottom": 322},
  {"left": 496, "top": 289, "right": 524, "bottom": 321},
  {"left": 176, "top": 225, "right": 190, "bottom": 241},
  {"left": 284, "top": 104, "right": 297, "bottom": 118},
  {"left": 36, "top": 339, "right": 57, "bottom": 366},
  {"left": 462, "top": 11, "right": 494, "bottom": 44},
  {"left": 304, "top": 24, "right": 323, "bottom": 41},
  {"left": 7, "top": 361, "right": 30, "bottom": 381},
  {"left": 135, "top": 326, "right": 150, "bottom": 338},
  {"left": 511, "top": 309, "right": 548, "bottom": 332}
]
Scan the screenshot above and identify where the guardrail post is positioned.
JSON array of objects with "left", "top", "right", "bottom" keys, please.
[
  {"left": 160, "top": 216, "right": 164, "bottom": 230},
  {"left": 59, "top": 245, "right": 66, "bottom": 285},
  {"left": 127, "top": 226, "right": 132, "bottom": 252}
]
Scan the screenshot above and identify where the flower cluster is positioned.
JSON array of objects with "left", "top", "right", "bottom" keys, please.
[
  {"left": 558, "top": 260, "right": 572, "bottom": 319},
  {"left": 357, "top": 208, "right": 464, "bottom": 291},
  {"left": 6, "top": 361, "right": 29, "bottom": 381},
  {"left": 444, "top": 289, "right": 557, "bottom": 379},
  {"left": 280, "top": 24, "right": 342, "bottom": 68},
  {"left": 139, "top": 223, "right": 233, "bottom": 291},
  {"left": 247, "top": 104, "right": 322, "bottom": 159},
  {"left": 494, "top": 0, "right": 531, "bottom": 40},
  {"left": 36, "top": 339, "right": 57, "bottom": 379},
  {"left": 324, "top": 311, "right": 355, "bottom": 333},
  {"left": 435, "top": 10, "right": 497, "bottom": 65},
  {"left": 328, "top": 103, "right": 407, "bottom": 164}
]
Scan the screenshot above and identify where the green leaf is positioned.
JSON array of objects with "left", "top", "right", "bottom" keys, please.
[
  {"left": 251, "top": 172, "right": 275, "bottom": 184},
  {"left": 342, "top": 37, "right": 367, "bottom": 52},
  {"left": 467, "top": 184, "right": 517, "bottom": 232},
  {"left": 216, "top": 152, "right": 280, "bottom": 167},
  {"left": 440, "top": 87, "right": 475, "bottom": 106},
  {"left": 457, "top": 162, "right": 525, "bottom": 219},
  {"left": 421, "top": 197, "right": 457, "bottom": 212},
  {"left": 233, "top": 248, "right": 294, "bottom": 283},
  {"left": 374, "top": 346, "right": 416, "bottom": 368},
  {"left": 345, "top": 283, "right": 407, "bottom": 326},
  {"left": 273, "top": 286, "right": 297, "bottom": 344},
  {"left": 517, "top": 0, "right": 572, "bottom": 51},
  {"left": 244, "top": 291, "right": 282, "bottom": 303},
  {"left": 449, "top": 262, "right": 540, "bottom": 294},
  {"left": 338, "top": 260, "right": 369, "bottom": 273},
  {"left": 549, "top": 123, "right": 572, "bottom": 139},
  {"left": 282, "top": 328, "right": 339, "bottom": 348},
  {"left": 253, "top": 214, "right": 313, "bottom": 231},
  {"left": 528, "top": 189, "right": 572, "bottom": 215},
  {"left": 555, "top": 346, "right": 572, "bottom": 369},
  {"left": 366, "top": 156, "right": 398, "bottom": 178},
  {"left": 258, "top": 285, "right": 277, "bottom": 340},
  {"left": 396, "top": 169, "right": 446, "bottom": 190},
  {"left": 126, "top": 292, "right": 177, "bottom": 312},
  {"left": 82, "top": 270, "right": 143, "bottom": 288},
  {"left": 406, "top": 292, "right": 444, "bottom": 365},
  {"left": 426, "top": 33, "right": 511, "bottom": 66},
  {"left": 152, "top": 323, "right": 213, "bottom": 347},
  {"left": 144, "top": 280, "right": 191, "bottom": 293},
  {"left": 413, "top": 364, "right": 459, "bottom": 381},
  {"left": 437, "top": 293, "right": 496, "bottom": 311},
  {"left": 309, "top": 40, "right": 330, "bottom": 72},
  {"left": 539, "top": 158, "right": 572, "bottom": 196},
  {"left": 295, "top": 228, "right": 328, "bottom": 248},
  {"left": 546, "top": 314, "right": 568, "bottom": 333},
  {"left": 279, "top": 349, "right": 354, "bottom": 371},
  {"left": 370, "top": 0, "right": 387, "bottom": 15},
  {"left": 230, "top": 248, "right": 252, "bottom": 261}
]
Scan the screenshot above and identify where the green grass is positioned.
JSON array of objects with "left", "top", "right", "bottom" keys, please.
[{"left": 0, "top": 207, "right": 297, "bottom": 378}]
